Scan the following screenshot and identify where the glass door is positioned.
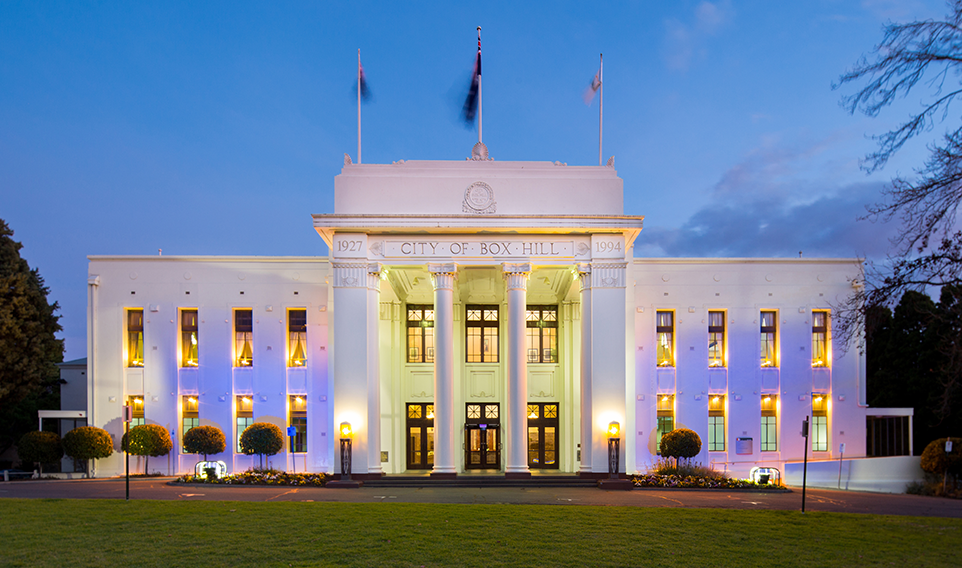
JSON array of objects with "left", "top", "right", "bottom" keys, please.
[
  {"left": 464, "top": 403, "right": 501, "bottom": 470},
  {"left": 527, "top": 403, "right": 559, "bottom": 469},
  {"left": 406, "top": 403, "right": 434, "bottom": 470}
]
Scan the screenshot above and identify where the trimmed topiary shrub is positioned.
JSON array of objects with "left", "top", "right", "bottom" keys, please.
[
  {"left": 121, "top": 424, "right": 172, "bottom": 475},
  {"left": 660, "top": 428, "right": 702, "bottom": 467},
  {"left": 920, "top": 437, "right": 962, "bottom": 494},
  {"left": 239, "top": 422, "right": 284, "bottom": 468},
  {"left": 62, "top": 426, "right": 113, "bottom": 477},
  {"left": 183, "top": 425, "right": 226, "bottom": 461},
  {"left": 17, "top": 431, "right": 63, "bottom": 475}
]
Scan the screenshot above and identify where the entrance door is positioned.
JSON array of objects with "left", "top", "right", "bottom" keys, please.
[
  {"left": 464, "top": 403, "right": 501, "bottom": 470},
  {"left": 406, "top": 403, "right": 434, "bottom": 470},
  {"left": 527, "top": 403, "right": 559, "bottom": 469}
]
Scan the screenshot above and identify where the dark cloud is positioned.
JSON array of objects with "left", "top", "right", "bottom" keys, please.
[{"left": 637, "top": 180, "right": 898, "bottom": 259}]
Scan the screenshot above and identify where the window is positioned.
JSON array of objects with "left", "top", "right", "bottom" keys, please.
[
  {"left": 656, "top": 394, "right": 674, "bottom": 454},
  {"left": 760, "top": 311, "right": 777, "bottom": 367},
  {"left": 236, "top": 396, "right": 254, "bottom": 453},
  {"left": 760, "top": 395, "right": 778, "bottom": 452},
  {"left": 182, "top": 395, "right": 199, "bottom": 452},
  {"left": 127, "top": 396, "right": 145, "bottom": 427},
  {"left": 127, "top": 309, "right": 144, "bottom": 367},
  {"left": 708, "top": 311, "right": 725, "bottom": 367},
  {"left": 288, "top": 309, "right": 307, "bottom": 367},
  {"left": 812, "top": 311, "right": 829, "bottom": 367},
  {"left": 407, "top": 305, "right": 435, "bottom": 363},
  {"left": 656, "top": 311, "right": 674, "bottom": 367},
  {"left": 234, "top": 309, "right": 253, "bottom": 367},
  {"left": 525, "top": 306, "right": 558, "bottom": 363},
  {"left": 466, "top": 305, "right": 499, "bottom": 363},
  {"left": 181, "top": 309, "right": 199, "bottom": 367},
  {"left": 812, "top": 393, "right": 828, "bottom": 452},
  {"left": 708, "top": 395, "right": 726, "bottom": 451},
  {"left": 289, "top": 395, "right": 307, "bottom": 453}
]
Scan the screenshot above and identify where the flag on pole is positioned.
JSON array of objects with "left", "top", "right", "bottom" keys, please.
[
  {"left": 583, "top": 72, "right": 601, "bottom": 105},
  {"left": 462, "top": 33, "right": 481, "bottom": 124},
  {"left": 355, "top": 61, "right": 371, "bottom": 101}
]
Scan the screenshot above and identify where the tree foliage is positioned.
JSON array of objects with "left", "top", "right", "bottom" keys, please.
[
  {"left": 183, "top": 425, "right": 226, "bottom": 461},
  {"left": 834, "top": 2, "right": 962, "bottom": 347},
  {"left": 17, "top": 431, "right": 63, "bottom": 474},
  {"left": 0, "top": 219, "right": 64, "bottom": 456},
  {"left": 239, "top": 422, "right": 283, "bottom": 468},
  {"left": 660, "top": 428, "right": 702, "bottom": 466},
  {"left": 62, "top": 426, "right": 113, "bottom": 477},
  {"left": 122, "top": 424, "right": 172, "bottom": 475},
  {"left": 867, "top": 287, "right": 962, "bottom": 452}
]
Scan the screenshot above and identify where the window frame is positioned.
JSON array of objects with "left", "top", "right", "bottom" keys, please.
[
  {"left": 760, "top": 395, "right": 778, "bottom": 452},
  {"left": 760, "top": 310, "right": 778, "bottom": 368},
  {"left": 656, "top": 311, "right": 675, "bottom": 367},
  {"left": 126, "top": 309, "right": 144, "bottom": 368},
  {"left": 656, "top": 394, "right": 675, "bottom": 454},
  {"left": 812, "top": 393, "right": 829, "bottom": 452},
  {"left": 182, "top": 395, "right": 199, "bottom": 452},
  {"left": 180, "top": 309, "right": 199, "bottom": 368},
  {"left": 235, "top": 395, "right": 254, "bottom": 453},
  {"left": 812, "top": 310, "right": 830, "bottom": 368},
  {"left": 287, "top": 309, "right": 307, "bottom": 367},
  {"left": 525, "top": 305, "right": 558, "bottom": 364},
  {"left": 406, "top": 305, "right": 435, "bottom": 363},
  {"left": 465, "top": 304, "right": 500, "bottom": 363},
  {"left": 127, "top": 395, "right": 145, "bottom": 428},
  {"left": 289, "top": 395, "right": 307, "bottom": 453},
  {"left": 234, "top": 309, "right": 253, "bottom": 368},
  {"left": 708, "top": 395, "right": 726, "bottom": 452},
  {"left": 708, "top": 310, "right": 726, "bottom": 368}
]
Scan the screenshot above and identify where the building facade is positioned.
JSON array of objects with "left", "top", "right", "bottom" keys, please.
[{"left": 85, "top": 156, "right": 910, "bottom": 482}]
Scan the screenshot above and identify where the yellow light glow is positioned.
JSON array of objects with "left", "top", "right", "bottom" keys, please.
[
  {"left": 243, "top": 397, "right": 251, "bottom": 403},
  {"left": 814, "top": 396, "right": 822, "bottom": 402},
  {"left": 529, "top": 411, "right": 538, "bottom": 419},
  {"left": 134, "top": 398, "right": 143, "bottom": 405},
  {"left": 662, "top": 396, "right": 669, "bottom": 402},
  {"left": 607, "top": 421, "right": 621, "bottom": 438},
  {"left": 188, "top": 397, "right": 197, "bottom": 404},
  {"left": 295, "top": 396, "right": 303, "bottom": 403},
  {"left": 764, "top": 396, "right": 771, "bottom": 402},
  {"left": 339, "top": 421, "right": 353, "bottom": 438},
  {"left": 712, "top": 396, "right": 720, "bottom": 403},
  {"left": 426, "top": 410, "right": 434, "bottom": 419}
]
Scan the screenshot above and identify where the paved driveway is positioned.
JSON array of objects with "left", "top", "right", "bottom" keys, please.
[{"left": 2, "top": 477, "right": 961, "bottom": 518}]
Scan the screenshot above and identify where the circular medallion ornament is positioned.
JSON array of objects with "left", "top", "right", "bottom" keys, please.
[{"left": 463, "top": 181, "right": 497, "bottom": 214}]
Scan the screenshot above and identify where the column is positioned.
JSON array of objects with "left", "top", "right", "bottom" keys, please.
[
  {"left": 366, "top": 263, "right": 383, "bottom": 475},
  {"left": 332, "top": 261, "right": 372, "bottom": 475},
  {"left": 503, "top": 262, "right": 531, "bottom": 478},
  {"left": 576, "top": 263, "right": 593, "bottom": 474},
  {"left": 586, "top": 259, "right": 628, "bottom": 475},
  {"left": 429, "top": 263, "right": 458, "bottom": 477}
]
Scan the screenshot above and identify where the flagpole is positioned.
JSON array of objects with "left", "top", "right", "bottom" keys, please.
[
  {"left": 357, "top": 48, "right": 362, "bottom": 164},
  {"left": 598, "top": 53, "right": 603, "bottom": 166},
  {"left": 477, "top": 26, "right": 482, "bottom": 145}
]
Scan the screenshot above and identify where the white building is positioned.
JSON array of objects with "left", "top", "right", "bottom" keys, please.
[{"left": 84, "top": 152, "right": 915, "bottom": 488}]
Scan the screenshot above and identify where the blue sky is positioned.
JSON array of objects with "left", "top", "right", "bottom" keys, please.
[{"left": 0, "top": 0, "right": 947, "bottom": 359}]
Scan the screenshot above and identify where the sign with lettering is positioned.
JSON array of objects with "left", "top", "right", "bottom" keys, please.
[{"left": 378, "top": 237, "right": 585, "bottom": 260}]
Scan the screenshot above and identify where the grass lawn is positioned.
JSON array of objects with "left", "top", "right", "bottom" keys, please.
[{"left": 1, "top": 499, "right": 959, "bottom": 567}]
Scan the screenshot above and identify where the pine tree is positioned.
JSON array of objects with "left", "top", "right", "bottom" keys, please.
[{"left": 0, "top": 219, "right": 64, "bottom": 456}]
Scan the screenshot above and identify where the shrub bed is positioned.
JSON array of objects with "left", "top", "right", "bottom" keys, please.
[
  {"left": 176, "top": 469, "right": 331, "bottom": 487},
  {"left": 631, "top": 473, "right": 765, "bottom": 489}
]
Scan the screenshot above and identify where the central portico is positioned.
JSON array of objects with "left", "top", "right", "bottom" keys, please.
[{"left": 314, "top": 158, "right": 643, "bottom": 478}]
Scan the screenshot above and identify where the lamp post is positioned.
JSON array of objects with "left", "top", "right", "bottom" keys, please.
[
  {"left": 607, "top": 421, "right": 620, "bottom": 479},
  {"left": 339, "top": 421, "right": 353, "bottom": 481}
]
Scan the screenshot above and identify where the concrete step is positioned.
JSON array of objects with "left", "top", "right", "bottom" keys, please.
[{"left": 359, "top": 475, "right": 603, "bottom": 488}]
